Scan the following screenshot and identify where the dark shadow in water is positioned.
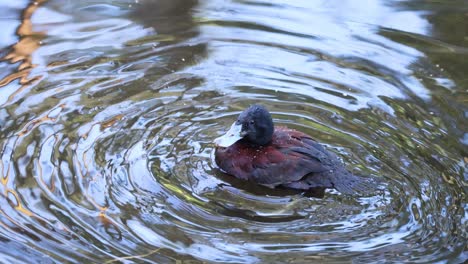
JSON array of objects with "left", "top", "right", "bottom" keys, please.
[
  {"left": 211, "top": 169, "right": 325, "bottom": 222},
  {"left": 384, "top": 0, "right": 467, "bottom": 158},
  {"left": 214, "top": 169, "right": 326, "bottom": 198},
  {"left": 131, "top": 0, "right": 199, "bottom": 37},
  {"left": 213, "top": 201, "right": 306, "bottom": 223},
  {"left": 130, "top": 0, "right": 206, "bottom": 73}
]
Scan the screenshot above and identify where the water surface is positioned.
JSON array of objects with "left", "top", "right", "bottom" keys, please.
[{"left": 0, "top": 0, "right": 466, "bottom": 263}]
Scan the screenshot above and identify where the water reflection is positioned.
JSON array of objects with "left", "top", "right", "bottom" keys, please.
[
  {"left": 0, "top": 0, "right": 46, "bottom": 106},
  {"left": 0, "top": 0, "right": 466, "bottom": 263}
]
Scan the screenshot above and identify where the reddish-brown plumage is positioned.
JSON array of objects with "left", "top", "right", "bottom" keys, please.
[{"left": 215, "top": 127, "right": 333, "bottom": 189}]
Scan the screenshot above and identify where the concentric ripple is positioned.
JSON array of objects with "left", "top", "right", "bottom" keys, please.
[{"left": 0, "top": 0, "right": 466, "bottom": 263}]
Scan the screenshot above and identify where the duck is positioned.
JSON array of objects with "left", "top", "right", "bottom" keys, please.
[{"left": 214, "top": 104, "right": 374, "bottom": 195}]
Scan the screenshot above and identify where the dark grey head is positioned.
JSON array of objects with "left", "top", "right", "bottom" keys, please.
[{"left": 214, "top": 104, "right": 274, "bottom": 147}]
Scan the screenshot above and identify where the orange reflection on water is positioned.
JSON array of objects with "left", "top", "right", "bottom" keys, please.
[
  {"left": 0, "top": 160, "right": 9, "bottom": 187},
  {"left": 101, "top": 114, "right": 125, "bottom": 130},
  {"left": 16, "top": 104, "right": 65, "bottom": 137},
  {"left": 0, "top": 140, "right": 34, "bottom": 218},
  {"left": 0, "top": 0, "right": 48, "bottom": 90},
  {"left": 6, "top": 189, "right": 33, "bottom": 217}
]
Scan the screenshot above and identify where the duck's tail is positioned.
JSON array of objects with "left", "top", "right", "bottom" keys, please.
[
  {"left": 330, "top": 169, "right": 380, "bottom": 195},
  {"left": 285, "top": 168, "right": 381, "bottom": 195}
]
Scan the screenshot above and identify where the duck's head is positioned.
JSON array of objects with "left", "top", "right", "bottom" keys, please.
[{"left": 214, "top": 104, "right": 274, "bottom": 147}]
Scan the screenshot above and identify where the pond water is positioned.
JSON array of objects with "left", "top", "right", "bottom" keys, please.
[{"left": 0, "top": 0, "right": 466, "bottom": 263}]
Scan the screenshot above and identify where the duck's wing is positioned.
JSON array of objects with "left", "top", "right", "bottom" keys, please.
[
  {"left": 278, "top": 130, "right": 380, "bottom": 194},
  {"left": 249, "top": 151, "right": 328, "bottom": 187},
  {"left": 248, "top": 132, "right": 332, "bottom": 187}
]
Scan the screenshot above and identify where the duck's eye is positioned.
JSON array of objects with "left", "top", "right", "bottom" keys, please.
[{"left": 249, "top": 120, "right": 255, "bottom": 125}]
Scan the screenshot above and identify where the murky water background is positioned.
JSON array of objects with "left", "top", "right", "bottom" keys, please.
[{"left": 0, "top": 0, "right": 466, "bottom": 263}]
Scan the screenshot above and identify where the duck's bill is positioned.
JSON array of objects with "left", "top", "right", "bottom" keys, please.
[{"left": 214, "top": 122, "right": 243, "bottom": 147}]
